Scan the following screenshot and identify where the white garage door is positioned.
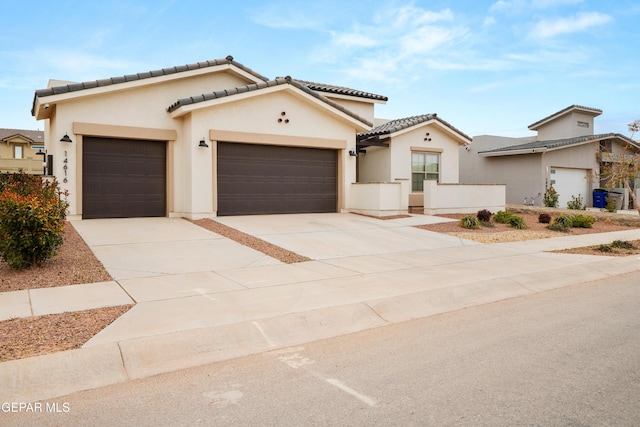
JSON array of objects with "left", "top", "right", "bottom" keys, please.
[{"left": 550, "top": 167, "right": 589, "bottom": 208}]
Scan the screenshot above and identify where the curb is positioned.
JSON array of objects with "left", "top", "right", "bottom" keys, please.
[{"left": 1, "top": 256, "right": 638, "bottom": 403}]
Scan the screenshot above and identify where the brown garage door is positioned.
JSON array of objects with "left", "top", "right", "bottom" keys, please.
[
  {"left": 83, "top": 137, "right": 166, "bottom": 219},
  {"left": 217, "top": 142, "right": 337, "bottom": 216}
]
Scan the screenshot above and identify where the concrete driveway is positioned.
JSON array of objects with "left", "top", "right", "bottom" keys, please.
[
  {"left": 214, "top": 213, "right": 467, "bottom": 260},
  {"left": 70, "top": 217, "right": 281, "bottom": 280}
]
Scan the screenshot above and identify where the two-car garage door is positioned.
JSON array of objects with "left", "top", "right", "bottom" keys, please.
[
  {"left": 82, "top": 139, "right": 337, "bottom": 218},
  {"left": 217, "top": 142, "right": 337, "bottom": 216}
]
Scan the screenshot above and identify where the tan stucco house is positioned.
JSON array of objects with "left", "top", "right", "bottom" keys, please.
[
  {"left": 0, "top": 128, "right": 45, "bottom": 174},
  {"left": 31, "top": 55, "right": 471, "bottom": 219},
  {"left": 460, "top": 105, "right": 640, "bottom": 209},
  {"left": 357, "top": 114, "right": 472, "bottom": 209}
]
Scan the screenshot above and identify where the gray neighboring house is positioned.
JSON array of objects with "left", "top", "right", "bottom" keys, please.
[{"left": 460, "top": 105, "right": 640, "bottom": 209}]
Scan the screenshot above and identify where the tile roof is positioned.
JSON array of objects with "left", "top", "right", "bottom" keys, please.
[
  {"left": 290, "top": 79, "right": 388, "bottom": 102},
  {"left": 0, "top": 128, "right": 44, "bottom": 143},
  {"left": 31, "top": 56, "right": 269, "bottom": 115},
  {"left": 528, "top": 104, "right": 602, "bottom": 130},
  {"left": 479, "top": 133, "right": 640, "bottom": 155},
  {"left": 357, "top": 114, "right": 471, "bottom": 141},
  {"left": 166, "top": 76, "right": 373, "bottom": 127}
]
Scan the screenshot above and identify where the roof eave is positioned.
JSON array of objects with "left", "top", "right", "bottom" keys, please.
[
  {"left": 31, "top": 60, "right": 266, "bottom": 119},
  {"left": 169, "top": 83, "right": 372, "bottom": 132},
  {"left": 479, "top": 148, "right": 548, "bottom": 157},
  {"left": 528, "top": 105, "right": 603, "bottom": 130}
]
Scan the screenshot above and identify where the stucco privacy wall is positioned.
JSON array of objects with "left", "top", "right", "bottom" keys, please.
[
  {"left": 40, "top": 70, "right": 258, "bottom": 218},
  {"left": 423, "top": 180, "right": 506, "bottom": 215},
  {"left": 183, "top": 87, "right": 359, "bottom": 216}
]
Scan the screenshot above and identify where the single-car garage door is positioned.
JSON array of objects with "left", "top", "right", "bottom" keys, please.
[
  {"left": 217, "top": 142, "right": 337, "bottom": 216},
  {"left": 550, "top": 167, "right": 589, "bottom": 209},
  {"left": 83, "top": 137, "right": 166, "bottom": 219}
]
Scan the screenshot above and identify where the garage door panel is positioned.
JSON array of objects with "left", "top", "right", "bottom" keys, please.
[
  {"left": 217, "top": 142, "right": 337, "bottom": 216},
  {"left": 83, "top": 137, "right": 166, "bottom": 219},
  {"left": 550, "top": 167, "right": 589, "bottom": 209}
]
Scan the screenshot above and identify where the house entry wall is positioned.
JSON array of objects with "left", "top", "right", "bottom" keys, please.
[
  {"left": 217, "top": 142, "right": 337, "bottom": 216},
  {"left": 82, "top": 137, "right": 166, "bottom": 218}
]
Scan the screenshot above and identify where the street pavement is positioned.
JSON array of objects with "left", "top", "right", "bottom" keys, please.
[
  {"left": 3, "top": 271, "right": 639, "bottom": 426},
  {"left": 1, "top": 213, "right": 639, "bottom": 403}
]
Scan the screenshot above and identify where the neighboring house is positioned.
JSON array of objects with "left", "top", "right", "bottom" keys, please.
[
  {"left": 460, "top": 105, "right": 640, "bottom": 209},
  {"left": 31, "top": 55, "right": 473, "bottom": 219},
  {"left": 356, "top": 114, "right": 472, "bottom": 208},
  {"left": 0, "top": 128, "right": 45, "bottom": 174}
]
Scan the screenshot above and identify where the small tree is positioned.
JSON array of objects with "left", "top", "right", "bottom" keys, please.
[{"left": 598, "top": 120, "right": 640, "bottom": 216}]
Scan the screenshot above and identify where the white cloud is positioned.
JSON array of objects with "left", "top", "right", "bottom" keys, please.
[
  {"left": 249, "top": 7, "right": 323, "bottom": 31},
  {"left": 319, "top": 5, "right": 468, "bottom": 82},
  {"left": 400, "top": 26, "right": 465, "bottom": 56},
  {"left": 331, "top": 31, "right": 378, "bottom": 48},
  {"left": 529, "top": 11, "right": 612, "bottom": 38},
  {"left": 484, "top": 16, "right": 497, "bottom": 26},
  {"left": 531, "top": 0, "right": 583, "bottom": 8},
  {"left": 489, "top": 0, "right": 528, "bottom": 13}
]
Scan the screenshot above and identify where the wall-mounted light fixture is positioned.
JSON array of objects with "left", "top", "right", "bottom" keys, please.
[
  {"left": 349, "top": 150, "right": 358, "bottom": 157},
  {"left": 44, "top": 103, "right": 50, "bottom": 110},
  {"left": 60, "top": 133, "right": 73, "bottom": 143},
  {"left": 198, "top": 138, "right": 209, "bottom": 148}
]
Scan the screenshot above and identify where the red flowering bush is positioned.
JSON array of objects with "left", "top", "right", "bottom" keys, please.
[{"left": 0, "top": 172, "right": 69, "bottom": 269}]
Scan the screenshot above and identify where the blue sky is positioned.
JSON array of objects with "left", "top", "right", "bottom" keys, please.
[{"left": 1, "top": 0, "right": 638, "bottom": 137}]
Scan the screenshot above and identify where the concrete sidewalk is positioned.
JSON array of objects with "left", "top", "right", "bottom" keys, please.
[{"left": 1, "top": 215, "right": 640, "bottom": 403}]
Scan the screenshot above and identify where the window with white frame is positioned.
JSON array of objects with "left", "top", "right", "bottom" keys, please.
[
  {"left": 14, "top": 145, "right": 23, "bottom": 159},
  {"left": 411, "top": 152, "right": 439, "bottom": 191}
]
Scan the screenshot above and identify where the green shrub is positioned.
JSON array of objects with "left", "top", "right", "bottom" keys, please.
[
  {"left": 570, "top": 214, "right": 596, "bottom": 228},
  {"left": 543, "top": 185, "right": 559, "bottom": 208},
  {"left": 480, "top": 220, "right": 494, "bottom": 228},
  {"left": 460, "top": 216, "right": 481, "bottom": 229},
  {"left": 605, "top": 196, "right": 617, "bottom": 212},
  {"left": 494, "top": 210, "right": 514, "bottom": 224},
  {"left": 508, "top": 215, "right": 527, "bottom": 229},
  {"left": 476, "top": 209, "right": 492, "bottom": 222},
  {"left": 538, "top": 213, "right": 552, "bottom": 224},
  {"left": 547, "top": 215, "right": 573, "bottom": 231},
  {"left": 567, "top": 194, "right": 585, "bottom": 210},
  {"left": 611, "top": 240, "right": 635, "bottom": 249},
  {"left": 0, "top": 173, "right": 69, "bottom": 269},
  {"left": 597, "top": 244, "right": 612, "bottom": 252}
]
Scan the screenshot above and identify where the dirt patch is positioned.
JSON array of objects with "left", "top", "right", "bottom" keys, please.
[
  {"left": 0, "top": 222, "right": 112, "bottom": 293},
  {"left": 0, "top": 305, "right": 132, "bottom": 362},
  {"left": 191, "top": 218, "right": 312, "bottom": 264}
]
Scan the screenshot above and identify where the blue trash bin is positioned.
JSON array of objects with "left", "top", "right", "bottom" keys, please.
[{"left": 593, "top": 189, "right": 608, "bottom": 208}]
